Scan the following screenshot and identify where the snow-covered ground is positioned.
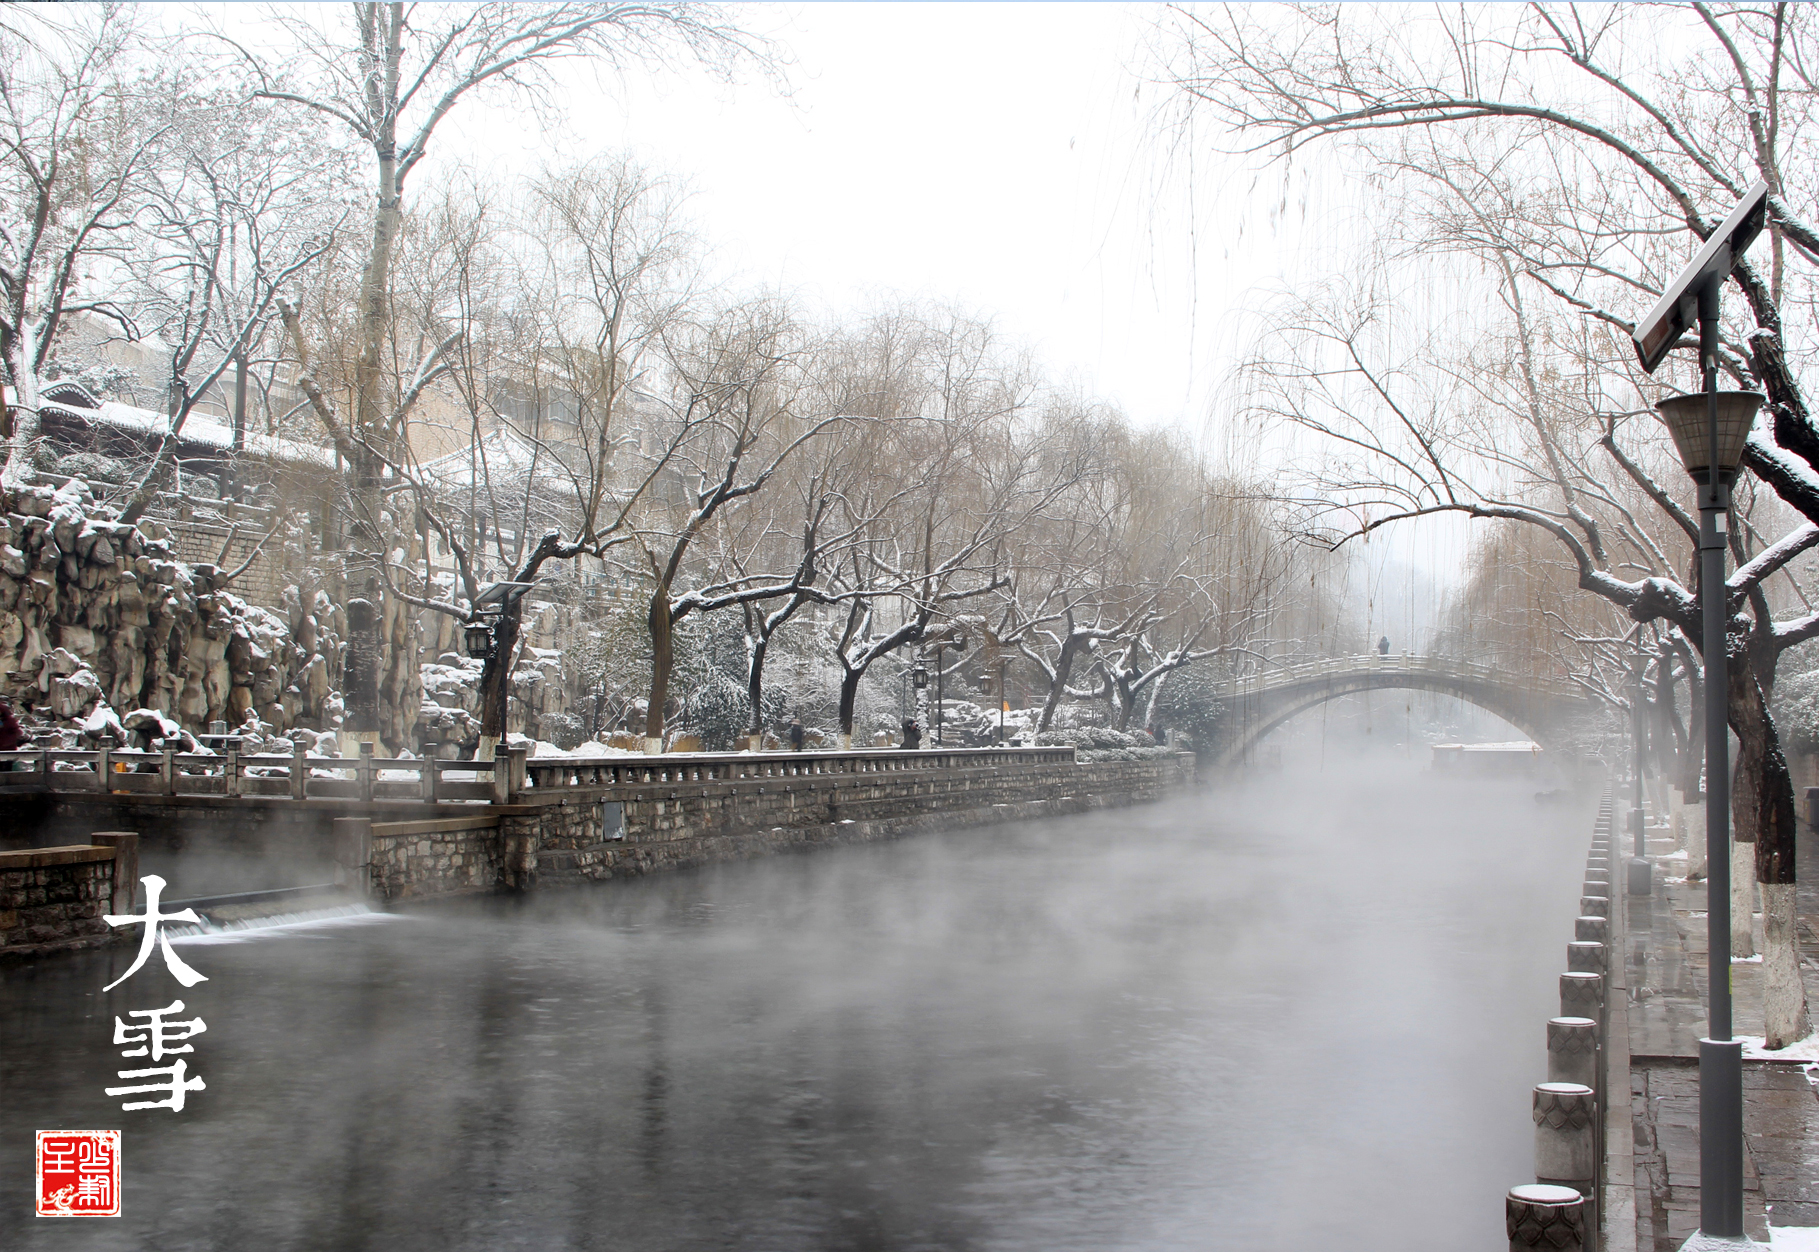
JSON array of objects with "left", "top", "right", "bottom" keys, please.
[{"left": 1737, "top": 1032, "right": 1819, "bottom": 1062}]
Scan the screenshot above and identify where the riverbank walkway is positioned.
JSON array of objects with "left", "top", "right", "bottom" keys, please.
[{"left": 1618, "top": 812, "right": 1819, "bottom": 1250}]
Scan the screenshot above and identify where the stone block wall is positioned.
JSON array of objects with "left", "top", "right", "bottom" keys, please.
[
  {"left": 9, "top": 756, "right": 1198, "bottom": 914},
  {"left": 166, "top": 514, "right": 285, "bottom": 609},
  {"left": 366, "top": 817, "right": 508, "bottom": 901},
  {"left": 528, "top": 753, "right": 1196, "bottom": 886},
  {"left": 0, "top": 845, "right": 117, "bottom": 957}
]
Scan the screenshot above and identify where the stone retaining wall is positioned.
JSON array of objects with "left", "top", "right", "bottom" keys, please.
[
  {"left": 359, "top": 816, "right": 515, "bottom": 902},
  {"left": 6, "top": 754, "right": 1198, "bottom": 911},
  {"left": 526, "top": 754, "right": 1195, "bottom": 887},
  {"left": 0, "top": 843, "right": 124, "bottom": 958}
]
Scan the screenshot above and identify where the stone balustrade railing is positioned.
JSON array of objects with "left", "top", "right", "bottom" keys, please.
[
  {"left": 1506, "top": 785, "right": 1618, "bottom": 1252},
  {"left": 0, "top": 742, "right": 1082, "bottom": 806},
  {"left": 520, "top": 745, "right": 1078, "bottom": 790},
  {"left": 0, "top": 742, "right": 512, "bottom": 803}
]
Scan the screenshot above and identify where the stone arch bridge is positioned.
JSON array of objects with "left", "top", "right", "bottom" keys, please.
[{"left": 1212, "top": 654, "right": 1595, "bottom": 766}]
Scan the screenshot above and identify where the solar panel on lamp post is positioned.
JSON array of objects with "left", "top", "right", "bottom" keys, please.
[{"left": 1630, "top": 178, "right": 1768, "bottom": 1252}]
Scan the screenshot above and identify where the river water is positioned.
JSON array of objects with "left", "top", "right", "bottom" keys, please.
[{"left": 1, "top": 759, "right": 1591, "bottom": 1251}]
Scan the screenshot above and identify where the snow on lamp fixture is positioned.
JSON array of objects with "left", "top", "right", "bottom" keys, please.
[
  {"left": 1655, "top": 391, "right": 1763, "bottom": 484},
  {"left": 464, "top": 621, "right": 494, "bottom": 659}
]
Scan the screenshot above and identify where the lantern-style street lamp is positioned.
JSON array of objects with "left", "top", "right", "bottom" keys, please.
[
  {"left": 1631, "top": 178, "right": 1768, "bottom": 1251},
  {"left": 463, "top": 580, "right": 537, "bottom": 662}
]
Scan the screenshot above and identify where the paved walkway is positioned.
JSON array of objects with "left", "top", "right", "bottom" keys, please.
[{"left": 1624, "top": 810, "right": 1819, "bottom": 1250}]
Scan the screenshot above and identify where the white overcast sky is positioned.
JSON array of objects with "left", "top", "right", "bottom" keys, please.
[{"left": 427, "top": 2, "right": 1366, "bottom": 444}]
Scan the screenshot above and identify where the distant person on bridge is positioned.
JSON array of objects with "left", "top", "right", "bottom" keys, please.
[
  {"left": 788, "top": 718, "right": 805, "bottom": 752},
  {"left": 901, "top": 718, "right": 921, "bottom": 750},
  {"left": 1378, "top": 635, "right": 1390, "bottom": 656}
]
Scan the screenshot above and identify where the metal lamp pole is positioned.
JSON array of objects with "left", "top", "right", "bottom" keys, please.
[
  {"left": 1632, "top": 180, "right": 1768, "bottom": 1249},
  {"left": 1694, "top": 275, "right": 1744, "bottom": 1244}
]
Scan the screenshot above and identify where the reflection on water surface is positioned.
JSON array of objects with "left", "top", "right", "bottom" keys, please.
[{"left": 1, "top": 765, "right": 1589, "bottom": 1251}]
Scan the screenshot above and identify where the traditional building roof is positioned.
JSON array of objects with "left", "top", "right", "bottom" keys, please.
[{"left": 34, "top": 383, "right": 337, "bottom": 470}]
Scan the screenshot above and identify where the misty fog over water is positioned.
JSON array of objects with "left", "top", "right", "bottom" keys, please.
[{"left": 2, "top": 753, "right": 1592, "bottom": 1251}]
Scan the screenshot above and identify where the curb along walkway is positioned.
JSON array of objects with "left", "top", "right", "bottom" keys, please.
[{"left": 1623, "top": 812, "right": 1819, "bottom": 1249}]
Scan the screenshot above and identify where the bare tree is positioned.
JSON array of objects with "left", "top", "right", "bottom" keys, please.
[
  {"left": 627, "top": 298, "right": 850, "bottom": 752},
  {"left": 0, "top": 7, "right": 159, "bottom": 485},
  {"left": 1162, "top": 0, "right": 1819, "bottom": 1048},
  {"left": 242, "top": 0, "right": 776, "bottom": 744},
  {"left": 112, "top": 86, "right": 346, "bottom": 521}
]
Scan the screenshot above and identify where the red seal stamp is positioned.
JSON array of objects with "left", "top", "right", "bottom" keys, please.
[{"left": 36, "top": 1130, "right": 120, "bottom": 1216}]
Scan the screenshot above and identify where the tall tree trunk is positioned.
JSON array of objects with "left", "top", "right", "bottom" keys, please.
[
  {"left": 1111, "top": 671, "right": 1136, "bottom": 730},
  {"left": 644, "top": 592, "right": 673, "bottom": 754},
  {"left": 837, "top": 667, "right": 862, "bottom": 749},
  {"left": 348, "top": 7, "right": 409, "bottom": 751},
  {"left": 1038, "top": 632, "right": 1083, "bottom": 731},
  {"left": 746, "top": 629, "right": 770, "bottom": 745},
  {"left": 1, "top": 321, "right": 41, "bottom": 487},
  {"left": 1730, "top": 659, "right": 1810, "bottom": 1045},
  {"left": 474, "top": 600, "right": 524, "bottom": 761},
  {"left": 1729, "top": 663, "right": 1763, "bottom": 960}
]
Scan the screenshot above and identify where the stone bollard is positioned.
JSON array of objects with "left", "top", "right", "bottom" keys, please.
[
  {"left": 1567, "top": 940, "right": 1606, "bottom": 975},
  {"left": 1579, "top": 895, "right": 1609, "bottom": 918},
  {"left": 1574, "top": 916, "right": 1609, "bottom": 945},
  {"left": 1547, "top": 1017, "right": 1598, "bottom": 1090},
  {"left": 1534, "top": 1082, "right": 1598, "bottom": 1231},
  {"left": 1507, "top": 1183, "right": 1587, "bottom": 1252},
  {"left": 1561, "top": 971, "right": 1604, "bottom": 1022}
]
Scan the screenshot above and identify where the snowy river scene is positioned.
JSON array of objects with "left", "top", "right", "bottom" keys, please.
[
  {"left": 4, "top": 760, "right": 1590, "bottom": 1250},
  {"left": 4, "top": 3, "right": 1819, "bottom": 1250}
]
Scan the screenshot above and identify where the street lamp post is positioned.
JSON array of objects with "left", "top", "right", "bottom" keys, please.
[
  {"left": 929, "top": 634, "right": 967, "bottom": 746},
  {"left": 912, "top": 660, "right": 930, "bottom": 747},
  {"left": 1632, "top": 178, "right": 1768, "bottom": 1251}
]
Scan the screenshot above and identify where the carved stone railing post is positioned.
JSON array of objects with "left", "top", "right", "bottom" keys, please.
[
  {"left": 291, "top": 739, "right": 308, "bottom": 801},
  {"left": 356, "top": 740, "right": 374, "bottom": 802},
  {"left": 1506, "top": 1184, "right": 1586, "bottom": 1252},
  {"left": 506, "top": 745, "right": 528, "bottom": 799},
  {"left": 1546, "top": 1017, "right": 1598, "bottom": 1091},
  {"left": 1573, "top": 916, "right": 1608, "bottom": 946},
  {"left": 1533, "top": 1082, "right": 1597, "bottom": 1231},
  {"left": 1567, "top": 940, "right": 1606, "bottom": 976},
  {"left": 1560, "top": 971, "right": 1604, "bottom": 1023}
]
